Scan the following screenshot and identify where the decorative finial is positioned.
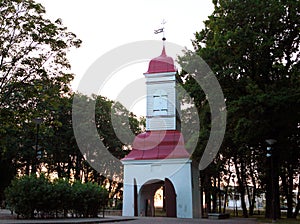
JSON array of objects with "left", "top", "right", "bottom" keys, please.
[
  {"left": 154, "top": 19, "right": 167, "bottom": 42},
  {"left": 161, "top": 19, "right": 166, "bottom": 41}
]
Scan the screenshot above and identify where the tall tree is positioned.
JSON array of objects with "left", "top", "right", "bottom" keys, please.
[
  {"left": 0, "top": 0, "right": 81, "bottom": 107},
  {"left": 0, "top": 0, "right": 81, "bottom": 201},
  {"left": 179, "top": 0, "right": 300, "bottom": 218}
]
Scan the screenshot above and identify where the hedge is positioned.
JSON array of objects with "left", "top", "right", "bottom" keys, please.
[{"left": 4, "top": 175, "right": 108, "bottom": 218}]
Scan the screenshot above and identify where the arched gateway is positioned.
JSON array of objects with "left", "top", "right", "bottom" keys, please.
[
  {"left": 121, "top": 40, "right": 200, "bottom": 218},
  {"left": 138, "top": 178, "right": 176, "bottom": 217}
]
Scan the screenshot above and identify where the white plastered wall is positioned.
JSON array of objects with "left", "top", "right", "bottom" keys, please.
[{"left": 122, "top": 159, "right": 198, "bottom": 218}]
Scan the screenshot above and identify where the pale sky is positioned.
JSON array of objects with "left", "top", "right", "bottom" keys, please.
[{"left": 35, "top": 0, "right": 214, "bottom": 116}]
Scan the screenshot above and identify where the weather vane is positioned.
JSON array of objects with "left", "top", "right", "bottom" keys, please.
[{"left": 154, "top": 19, "right": 166, "bottom": 41}]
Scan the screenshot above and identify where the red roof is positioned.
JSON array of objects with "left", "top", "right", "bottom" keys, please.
[
  {"left": 122, "top": 130, "right": 190, "bottom": 161},
  {"left": 146, "top": 46, "right": 176, "bottom": 74}
]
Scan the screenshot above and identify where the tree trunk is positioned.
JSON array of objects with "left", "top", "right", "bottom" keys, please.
[
  {"left": 212, "top": 177, "right": 217, "bottom": 213},
  {"left": 246, "top": 183, "right": 253, "bottom": 215},
  {"left": 204, "top": 173, "right": 212, "bottom": 215},
  {"left": 74, "top": 153, "right": 81, "bottom": 180},
  {"left": 248, "top": 163, "right": 257, "bottom": 216},
  {"left": 281, "top": 167, "right": 294, "bottom": 218},
  {"left": 57, "top": 163, "right": 62, "bottom": 178},
  {"left": 250, "top": 186, "right": 256, "bottom": 216},
  {"left": 212, "top": 190, "right": 217, "bottom": 213},
  {"left": 293, "top": 189, "right": 300, "bottom": 218},
  {"left": 200, "top": 173, "right": 204, "bottom": 217},
  {"left": 234, "top": 157, "right": 248, "bottom": 218},
  {"left": 205, "top": 190, "right": 211, "bottom": 213},
  {"left": 287, "top": 167, "right": 294, "bottom": 218},
  {"left": 239, "top": 184, "right": 248, "bottom": 217},
  {"left": 67, "top": 156, "right": 72, "bottom": 179},
  {"left": 223, "top": 186, "right": 228, "bottom": 213},
  {"left": 218, "top": 174, "right": 222, "bottom": 213},
  {"left": 223, "top": 167, "right": 232, "bottom": 214},
  {"left": 25, "top": 162, "right": 30, "bottom": 175}
]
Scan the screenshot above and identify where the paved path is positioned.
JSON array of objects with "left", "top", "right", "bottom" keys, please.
[
  {"left": 104, "top": 216, "right": 258, "bottom": 224},
  {"left": 0, "top": 209, "right": 258, "bottom": 224}
]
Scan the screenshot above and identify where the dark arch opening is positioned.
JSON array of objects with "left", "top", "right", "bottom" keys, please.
[{"left": 139, "top": 178, "right": 176, "bottom": 217}]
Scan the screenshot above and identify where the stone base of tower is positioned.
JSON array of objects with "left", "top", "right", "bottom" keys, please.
[{"left": 122, "top": 158, "right": 200, "bottom": 218}]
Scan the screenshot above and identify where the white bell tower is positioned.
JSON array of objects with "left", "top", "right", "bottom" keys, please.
[
  {"left": 121, "top": 40, "right": 200, "bottom": 219},
  {"left": 144, "top": 45, "right": 178, "bottom": 131}
]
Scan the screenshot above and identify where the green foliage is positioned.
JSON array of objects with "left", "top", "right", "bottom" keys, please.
[
  {"left": 0, "top": 0, "right": 81, "bottom": 201},
  {"left": 179, "top": 0, "right": 300, "bottom": 217},
  {"left": 51, "top": 179, "right": 72, "bottom": 215},
  {"left": 5, "top": 175, "right": 108, "bottom": 218},
  {"left": 0, "top": 0, "right": 141, "bottom": 211},
  {"left": 4, "top": 175, "right": 52, "bottom": 218},
  {"left": 72, "top": 181, "right": 108, "bottom": 217}
]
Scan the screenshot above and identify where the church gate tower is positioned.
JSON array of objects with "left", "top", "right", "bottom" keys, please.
[{"left": 121, "top": 40, "right": 200, "bottom": 218}]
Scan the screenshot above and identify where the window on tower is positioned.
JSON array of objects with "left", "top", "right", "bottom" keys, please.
[{"left": 153, "top": 91, "right": 168, "bottom": 116}]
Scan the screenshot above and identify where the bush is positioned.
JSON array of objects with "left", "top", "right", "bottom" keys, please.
[
  {"left": 4, "top": 175, "right": 108, "bottom": 218},
  {"left": 72, "top": 181, "right": 108, "bottom": 217},
  {"left": 51, "top": 179, "right": 72, "bottom": 217},
  {"left": 4, "top": 175, "right": 51, "bottom": 218}
]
